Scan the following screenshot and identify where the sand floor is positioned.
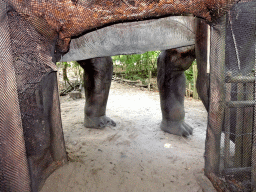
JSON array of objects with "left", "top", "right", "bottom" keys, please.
[{"left": 41, "top": 80, "right": 215, "bottom": 192}]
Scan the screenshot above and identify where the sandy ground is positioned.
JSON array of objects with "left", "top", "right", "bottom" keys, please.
[{"left": 41, "top": 80, "right": 215, "bottom": 192}]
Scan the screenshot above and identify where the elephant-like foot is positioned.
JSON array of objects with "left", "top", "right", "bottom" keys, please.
[
  {"left": 84, "top": 115, "right": 116, "bottom": 129},
  {"left": 160, "top": 120, "right": 193, "bottom": 137}
]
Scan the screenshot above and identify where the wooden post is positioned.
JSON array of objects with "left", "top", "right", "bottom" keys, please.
[
  {"left": 234, "top": 83, "right": 244, "bottom": 167},
  {"left": 186, "top": 83, "right": 188, "bottom": 97},
  {"left": 243, "top": 82, "right": 253, "bottom": 167},
  {"left": 148, "top": 70, "right": 151, "bottom": 91},
  {"left": 224, "top": 82, "right": 231, "bottom": 168},
  {"left": 193, "top": 65, "right": 198, "bottom": 99},
  {"left": 189, "top": 83, "right": 191, "bottom": 98}
]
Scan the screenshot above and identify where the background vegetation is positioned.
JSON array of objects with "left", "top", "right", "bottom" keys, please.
[
  {"left": 111, "top": 51, "right": 160, "bottom": 82},
  {"left": 57, "top": 51, "right": 198, "bottom": 98}
]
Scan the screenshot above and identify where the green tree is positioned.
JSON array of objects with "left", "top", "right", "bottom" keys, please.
[
  {"left": 185, "top": 60, "right": 197, "bottom": 85},
  {"left": 112, "top": 51, "right": 160, "bottom": 81},
  {"left": 56, "top": 61, "right": 83, "bottom": 88}
]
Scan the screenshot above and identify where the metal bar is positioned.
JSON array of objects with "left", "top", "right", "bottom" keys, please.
[
  {"left": 226, "top": 100, "right": 256, "bottom": 108},
  {"left": 225, "top": 75, "right": 255, "bottom": 83},
  {"left": 204, "top": 16, "right": 226, "bottom": 177},
  {"left": 207, "top": 24, "right": 211, "bottom": 74},
  {"left": 223, "top": 167, "right": 251, "bottom": 176}
]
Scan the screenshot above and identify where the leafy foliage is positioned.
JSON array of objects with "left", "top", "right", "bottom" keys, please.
[
  {"left": 112, "top": 51, "right": 160, "bottom": 81},
  {"left": 185, "top": 60, "right": 197, "bottom": 84},
  {"left": 57, "top": 53, "right": 197, "bottom": 95},
  {"left": 112, "top": 52, "right": 196, "bottom": 84},
  {"left": 57, "top": 61, "right": 83, "bottom": 87}
]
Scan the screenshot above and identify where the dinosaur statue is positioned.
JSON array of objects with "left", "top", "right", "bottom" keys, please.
[
  {"left": 77, "top": 45, "right": 196, "bottom": 137},
  {"left": 0, "top": 0, "right": 248, "bottom": 191},
  {"left": 70, "top": 16, "right": 196, "bottom": 137}
]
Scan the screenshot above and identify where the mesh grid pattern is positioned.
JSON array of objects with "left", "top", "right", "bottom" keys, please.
[
  {"left": 8, "top": 9, "right": 67, "bottom": 192},
  {"left": 205, "top": 1, "right": 256, "bottom": 191},
  {"left": 0, "top": 1, "right": 31, "bottom": 191},
  {"left": 0, "top": 0, "right": 255, "bottom": 191},
  {"left": 1, "top": 1, "right": 67, "bottom": 191},
  {"left": 222, "top": 2, "right": 256, "bottom": 191}
]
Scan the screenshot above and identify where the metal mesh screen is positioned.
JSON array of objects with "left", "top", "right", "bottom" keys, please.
[
  {"left": 205, "top": 1, "right": 256, "bottom": 191},
  {"left": 0, "top": 1, "right": 67, "bottom": 191},
  {"left": 0, "top": 0, "right": 255, "bottom": 191},
  {"left": 0, "top": 1, "right": 31, "bottom": 191}
]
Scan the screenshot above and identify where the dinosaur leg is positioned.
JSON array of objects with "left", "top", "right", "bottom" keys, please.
[
  {"left": 78, "top": 57, "right": 116, "bottom": 128},
  {"left": 157, "top": 46, "right": 195, "bottom": 137}
]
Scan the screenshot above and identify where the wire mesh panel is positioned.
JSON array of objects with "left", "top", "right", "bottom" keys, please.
[
  {"left": 8, "top": 8, "right": 68, "bottom": 192},
  {"left": 0, "top": 0, "right": 254, "bottom": 191},
  {"left": 205, "top": 1, "right": 256, "bottom": 191},
  {"left": 0, "top": 1, "right": 67, "bottom": 191},
  {"left": 0, "top": 1, "right": 31, "bottom": 191}
]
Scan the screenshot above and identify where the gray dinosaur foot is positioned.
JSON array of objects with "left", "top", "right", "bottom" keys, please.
[
  {"left": 84, "top": 115, "right": 116, "bottom": 129},
  {"left": 160, "top": 120, "right": 193, "bottom": 137}
]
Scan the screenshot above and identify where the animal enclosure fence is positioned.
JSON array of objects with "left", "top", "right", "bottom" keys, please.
[
  {"left": 0, "top": 0, "right": 256, "bottom": 192},
  {"left": 204, "top": 2, "right": 256, "bottom": 191}
]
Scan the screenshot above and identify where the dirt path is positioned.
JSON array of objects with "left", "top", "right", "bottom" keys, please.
[{"left": 41, "top": 81, "right": 214, "bottom": 192}]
